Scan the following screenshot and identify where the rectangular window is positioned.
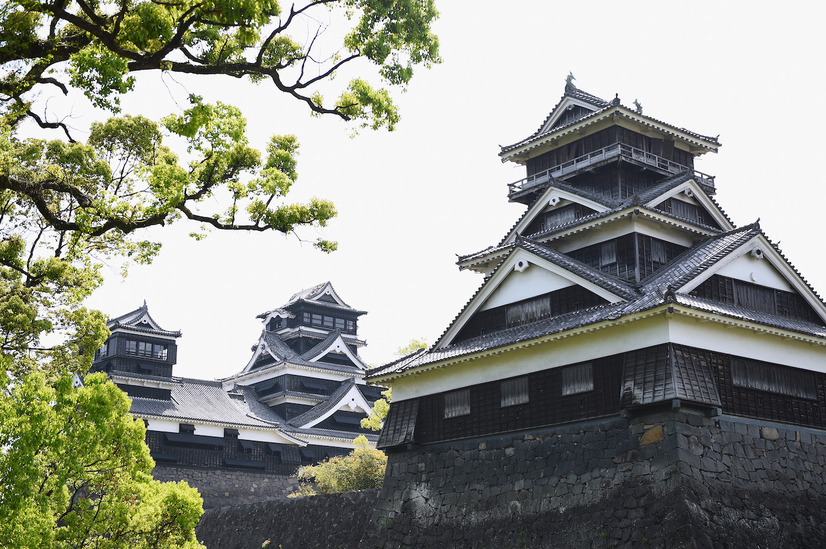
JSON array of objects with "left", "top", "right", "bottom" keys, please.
[
  {"left": 346, "top": 320, "right": 355, "bottom": 333},
  {"left": 544, "top": 206, "right": 576, "bottom": 230},
  {"left": 444, "top": 389, "right": 470, "bottom": 418},
  {"left": 734, "top": 281, "right": 776, "bottom": 315},
  {"left": 561, "top": 363, "right": 594, "bottom": 396},
  {"left": 126, "top": 340, "right": 137, "bottom": 355},
  {"left": 506, "top": 296, "right": 551, "bottom": 327},
  {"left": 335, "top": 318, "right": 346, "bottom": 330},
  {"left": 501, "top": 376, "right": 529, "bottom": 407},
  {"left": 323, "top": 316, "right": 334, "bottom": 328},
  {"left": 731, "top": 359, "right": 817, "bottom": 400},
  {"left": 153, "top": 344, "right": 168, "bottom": 360},
  {"left": 651, "top": 240, "right": 668, "bottom": 264},
  {"left": 311, "top": 314, "right": 322, "bottom": 326},
  {"left": 303, "top": 312, "right": 311, "bottom": 324},
  {"left": 600, "top": 241, "right": 617, "bottom": 267}
]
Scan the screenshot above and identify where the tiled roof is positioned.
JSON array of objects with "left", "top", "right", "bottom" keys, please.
[
  {"left": 107, "top": 302, "right": 181, "bottom": 337},
  {"left": 477, "top": 172, "right": 717, "bottom": 255},
  {"left": 517, "top": 238, "right": 639, "bottom": 300},
  {"left": 640, "top": 223, "right": 760, "bottom": 291},
  {"left": 501, "top": 86, "right": 719, "bottom": 156},
  {"left": 366, "top": 301, "right": 634, "bottom": 379},
  {"left": 287, "top": 378, "right": 356, "bottom": 427},
  {"left": 258, "top": 282, "right": 367, "bottom": 318},
  {"left": 672, "top": 294, "right": 826, "bottom": 338},
  {"left": 128, "top": 376, "right": 286, "bottom": 429},
  {"left": 239, "top": 331, "right": 364, "bottom": 378},
  {"left": 369, "top": 222, "right": 826, "bottom": 381},
  {"left": 300, "top": 329, "right": 364, "bottom": 368}
]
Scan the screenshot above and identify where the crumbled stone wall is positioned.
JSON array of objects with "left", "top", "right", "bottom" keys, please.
[
  {"left": 152, "top": 466, "right": 297, "bottom": 509},
  {"left": 196, "top": 490, "right": 380, "bottom": 549}
]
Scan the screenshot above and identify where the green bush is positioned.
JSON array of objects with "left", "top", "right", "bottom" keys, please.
[{"left": 293, "top": 436, "right": 387, "bottom": 496}]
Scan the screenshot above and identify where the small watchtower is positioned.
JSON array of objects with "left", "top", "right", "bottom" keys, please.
[{"left": 91, "top": 301, "right": 181, "bottom": 379}]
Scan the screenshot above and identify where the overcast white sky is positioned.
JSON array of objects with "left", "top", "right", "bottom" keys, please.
[{"left": 73, "top": 1, "right": 826, "bottom": 379}]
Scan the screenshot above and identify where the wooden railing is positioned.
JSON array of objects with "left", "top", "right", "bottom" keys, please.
[{"left": 507, "top": 143, "right": 715, "bottom": 196}]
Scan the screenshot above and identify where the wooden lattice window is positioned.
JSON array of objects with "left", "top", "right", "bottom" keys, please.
[
  {"left": 500, "top": 377, "right": 529, "bottom": 407},
  {"left": 731, "top": 358, "right": 818, "bottom": 400},
  {"left": 444, "top": 389, "right": 470, "bottom": 418},
  {"left": 561, "top": 363, "right": 594, "bottom": 396}
]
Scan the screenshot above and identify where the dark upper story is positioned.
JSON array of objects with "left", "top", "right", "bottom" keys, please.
[
  {"left": 257, "top": 282, "right": 366, "bottom": 356},
  {"left": 266, "top": 304, "right": 359, "bottom": 335},
  {"left": 501, "top": 83, "right": 720, "bottom": 206},
  {"left": 91, "top": 302, "right": 180, "bottom": 379}
]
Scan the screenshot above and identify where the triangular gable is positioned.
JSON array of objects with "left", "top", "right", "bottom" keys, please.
[
  {"left": 502, "top": 185, "right": 610, "bottom": 246},
  {"left": 241, "top": 333, "right": 286, "bottom": 373},
  {"left": 502, "top": 104, "right": 720, "bottom": 165},
  {"left": 538, "top": 94, "right": 606, "bottom": 136},
  {"left": 438, "top": 247, "right": 629, "bottom": 349},
  {"left": 644, "top": 178, "right": 734, "bottom": 232},
  {"left": 109, "top": 303, "right": 161, "bottom": 331},
  {"left": 294, "top": 281, "right": 350, "bottom": 308},
  {"left": 677, "top": 233, "right": 826, "bottom": 324},
  {"left": 293, "top": 383, "right": 373, "bottom": 429},
  {"left": 303, "top": 332, "right": 366, "bottom": 370}
]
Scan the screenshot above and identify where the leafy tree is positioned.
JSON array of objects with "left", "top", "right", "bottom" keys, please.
[
  {"left": 360, "top": 387, "right": 391, "bottom": 431},
  {"left": 0, "top": 0, "right": 439, "bottom": 545},
  {"left": 293, "top": 435, "right": 387, "bottom": 496},
  {"left": 0, "top": 372, "right": 204, "bottom": 547}
]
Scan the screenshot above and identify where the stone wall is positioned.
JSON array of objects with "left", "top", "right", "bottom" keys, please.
[
  {"left": 193, "top": 408, "right": 826, "bottom": 548},
  {"left": 153, "top": 466, "right": 297, "bottom": 509},
  {"left": 361, "top": 406, "right": 826, "bottom": 548},
  {"left": 196, "top": 490, "right": 379, "bottom": 549}
]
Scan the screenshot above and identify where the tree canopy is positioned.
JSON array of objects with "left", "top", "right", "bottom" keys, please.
[{"left": 0, "top": 1, "right": 439, "bottom": 546}]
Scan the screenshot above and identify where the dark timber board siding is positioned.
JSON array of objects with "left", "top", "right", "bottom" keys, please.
[{"left": 393, "top": 345, "right": 826, "bottom": 446}]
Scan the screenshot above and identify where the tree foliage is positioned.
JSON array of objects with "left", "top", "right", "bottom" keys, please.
[
  {"left": 360, "top": 387, "right": 390, "bottom": 431},
  {"left": 293, "top": 435, "right": 387, "bottom": 496},
  {"left": 0, "top": 372, "right": 204, "bottom": 548},
  {"left": 0, "top": 0, "right": 439, "bottom": 545},
  {"left": 1, "top": 0, "right": 440, "bottom": 134}
]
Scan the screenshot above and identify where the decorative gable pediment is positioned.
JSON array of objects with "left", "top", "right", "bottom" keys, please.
[
  {"left": 303, "top": 332, "right": 366, "bottom": 370},
  {"left": 539, "top": 96, "right": 605, "bottom": 135},
  {"left": 678, "top": 234, "right": 826, "bottom": 325},
  {"left": 291, "top": 382, "right": 373, "bottom": 429},
  {"left": 292, "top": 281, "right": 350, "bottom": 308},
  {"left": 241, "top": 334, "right": 286, "bottom": 373},
  {"left": 503, "top": 185, "right": 610, "bottom": 245},
  {"left": 645, "top": 178, "right": 734, "bottom": 232},
  {"left": 439, "top": 247, "right": 630, "bottom": 349}
]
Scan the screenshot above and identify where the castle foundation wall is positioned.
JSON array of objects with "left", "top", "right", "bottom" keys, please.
[{"left": 361, "top": 408, "right": 826, "bottom": 548}]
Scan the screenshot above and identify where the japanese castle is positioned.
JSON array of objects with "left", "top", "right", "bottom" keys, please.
[
  {"left": 92, "top": 282, "right": 382, "bottom": 475},
  {"left": 367, "top": 80, "right": 826, "bottom": 449}
]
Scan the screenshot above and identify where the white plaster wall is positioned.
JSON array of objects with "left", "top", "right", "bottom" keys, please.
[
  {"left": 667, "top": 314, "right": 825, "bottom": 372},
  {"left": 716, "top": 254, "right": 793, "bottom": 291},
  {"left": 194, "top": 424, "right": 225, "bottom": 437},
  {"left": 145, "top": 418, "right": 179, "bottom": 433},
  {"left": 480, "top": 265, "right": 573, "bottom": 310}
]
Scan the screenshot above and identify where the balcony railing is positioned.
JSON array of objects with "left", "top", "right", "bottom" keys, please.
[{"left": 507, "top": 143, "right": 715, "bottom": 197}]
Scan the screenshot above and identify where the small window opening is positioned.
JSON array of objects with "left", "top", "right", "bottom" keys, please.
[
  {"left": 444, "top": 389, "right": 470, "bottom": 418},
  {"left": 501, "top": 377, "right": 529, "bottom": 407},
  {"left": 561, "top": 363, "right": 594, "bottom": 396}
]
